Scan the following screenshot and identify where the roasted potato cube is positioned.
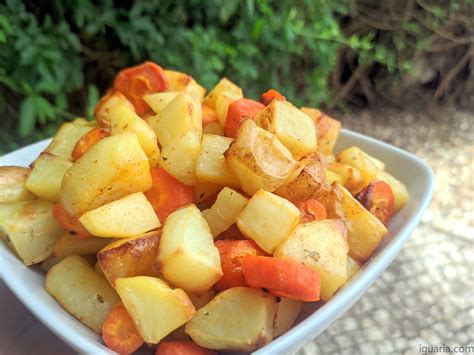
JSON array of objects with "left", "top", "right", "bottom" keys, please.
[
  {"left": 327, "top": 162, "right": 365, "bottom": 194},
  {"left": 337, "top": 146, "right": 381, "bottom": 187},
  {"left": 149, "top": 92, "right": 202, "bottom": 147},
  {"left": 196, "top": 134, "right": 239, "bottom": 187},
  {"left": 334, "top": 183, "right": 388, "bottom": 261},
  {"left": 79, "top": 192, "right": 160, "bottom": 238},
  {"left": 194, "top": 181, "right": 222, "bottom": 205},
  {"left": 202, "top": 187, "right": 248, "bottom": 238},
  {"left": 54, "top": 234, "right": 112, "bottom": 257},
  {"left": 224, "top": 120, "right": 298, "bottom": 195},
  {"left": 45, "top": 255, "right": 120, "bottom": 334},
  {"left": 115, "top": 276, "right": 196, "bottom": 344},
  {"left": 98, "top": 231, "right": 161, "bottom": 286},
  {"left": 60, "top": 132, "right": 152, "bottom": 217},
  {"left": 274, "top": 219, "right": 348, "bottom": 301},
  {"left": 144, "top": 92, "right": 180, "bottom": 113},
  {"left": 0, "top": 166, "right": 36, "bottom": 203},
  {"left": 0, "top": 200, "right": 62, "bottom": 265},
  {"left": 301, "top": 108, "right": 341, "bottom": 155},
  {"left": 164, "top": 70, "right": 206, "bottom": 102},
  {"left": 44, "top": 122, "right": 93, "bottom": 160},
  {"left": 202, "top": 122, "right": 224, "bottom": 136},
  {"left": 215, "top": 95, "right": 234, "bottom": 127},
  {"left": 324, "top": 168, "right": 344, "bottom": 185},
  {"left": 255, "top": 101, "right": 317, "bottom": 159},
  {"left": 158, "top": 205, "right": 222, "bottom": 294},
  {"left": 94, "top": 91, "right": 134, "bottom": 128},
  {"left": 273, "top": 297, "right": 302, "bottom": 338},
  {"left": 26, "top": 153, "right": 73, "bottom": 201},
  {"left": 202, "top": 77, "right": 243, "bottom": 110},
  {"left": 347, "top": 255, "right": 361, "bottom": 279},
  {"left": 376, "top": 170, "right": 409, "bottom": 211},
  {"left": 158, "top": 129, "right": 201, "bottom": 186},
  {"left": 185, "top": 287, "right": 278, "bottom": 351},
  {"left": 237, "top": 189, "right": 299, "bottom": 253},
  {"left": 275, "top": 153, "right": 327, "bottom": 202}
]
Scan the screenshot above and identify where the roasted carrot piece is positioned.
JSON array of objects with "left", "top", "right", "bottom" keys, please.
[
  {"left": 52, "top": 203, "right": 92, "bottom": 239},
  {"left": 260, "top": 89, "right": 286, "bottom": 106},
  {"left": 295, "top": 199, "right": 327, "bottom": 223},
  {"left": 103, "top": 302, "right": 144, "bottom": 354},
  {"left": 214, "top": 240, "right": 267, "bottom": 291},
  {"left": 156, "top": 341, "right": 217, "bottom": 355},
  {"left": 114, "top": 61, "right": 168, "bottom": 115},
  {"left": 201, "top": 104, "right": 218, "bottom": 127},
  {"left": 72, "top": 128, "right": 110, "bottom": 161},
  {"left": 224, "top": 98, "right": 265, "bottom": 138},
  {"left": 356, "top": 179, "right": 395, "bottom": 225},
  {"left": 242, "top": 256, "right": 321, "bottom": 302},
  {"left": 144, "top": 167, "right": 195, "bottom": 222}
]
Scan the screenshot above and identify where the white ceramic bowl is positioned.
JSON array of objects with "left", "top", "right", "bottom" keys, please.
[{"left": 0, "top": 129, "right": 434, "bottom": 355}]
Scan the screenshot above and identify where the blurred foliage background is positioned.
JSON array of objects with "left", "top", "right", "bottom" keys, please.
[{"left": 0, "top": 0, "right": 472, "bottom": 154}]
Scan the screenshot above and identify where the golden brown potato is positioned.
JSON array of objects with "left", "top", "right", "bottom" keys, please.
[
  {"left": 275, "top": 153, "right": 328, "bottom": 202},
  {"left": 336, "top": 146, "right": 380, "bottom": 187},
  {"left": 326, "top": 162, "right": 365, "bottom": 194},
  {"left": 54, "top": 233, "right": 112, "bottom": 258},
  {"left": 202, "top": 77, "right": 243, "bottom": 110},
  {"left": 196, "top": 134, "right": 239, "bottom": 187},
  {"left": 44, "top": 122, "right": 93, "bottom": 160},
  {"left": 347, "top": 255, "right": 361, "bottom": 279},
  {"left": 332, "top": 183, "right": 388, "bottom": 262},
  {"left": 255, "top": 100, "right": 317, "bottom": 159},
  {"left": 149, "top": 92, "right": 202, "bottom": 148},
  {"left": 376, "top": 170, "right": 409, "bottom": 211},
  {"left": 158, "top": 128, "right": 201, "bottom": 186},
  {"left": 224, "top": 119, "right": 298, "bottom": 195},
  {"left": 26, "top": 153, "right": 73, "bottom": 202},
  {"left": 115, "top": 276, "right": 196, "bottom": 344},
  {"left": 0, "top": 200, "right": 62, "bottom": 265},
  {"left": 45, "top": 255, "right": 120, "bottom": 334},
  {"left": 301, "top": 108, "right": 341, "bottom": 155},
  {"left": 237, "top": 189, "right": 299, "bottom": 253},
  {"left": 274, "top": 219, "right": 349, "bottom": 301},
  {"left": 164, "top": 70, "right": 206, "bottom": 102},
  {"left": 202, "top": 187, "right": 248, "bottom": 238},
  {"left": 185, "top": 287, "right": 278, "bottom": 351},
  {"left": 144, "top": 92, "right": 180, "bottom": 113},
  {"left": 97, "top": 231, "right": 161, "bottom": 286},
  {"left": 0, "top": 166, "right": 36, "bottom": 203},
  {"left": 60, "top": 132, "right": 152, "bottom": 217},
  {"left": 158, "top": 205, "right": 222, "bottom": 294},
  {"left": 215, "top": 95, "right": 235, "bottom": 127},
  {"left": 273, "top": 297, "right": 302, "bottom": 338},
  {"left": 79, "top": 192, "right": 160, "bottom": 238}
]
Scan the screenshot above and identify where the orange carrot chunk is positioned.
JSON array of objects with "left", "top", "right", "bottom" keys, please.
[
  {"left": 356, "top": 179, "right": 395, "bottom": 225},
  {"left": 215, "top": 240, "right": 267, "bottom": 291},
  {"left": 103, "top": 302, "right": 144, "bottom": 354},
  {"left": 72, "top": 128, "right": 110, "bottom": 161},
  {"left": 201, "top": 104, "right": 218, "bottom": 127},
  {"left": 114, "top": 61, "right": 168, "bottom": 115},
  {"left": 242, "top": 255, "right": 321, "bottom": 302},
  {"left": 52, "top": 203, "right": 92, "bottom": 239},
  {"left": 295, "top": 199, "right": 327, "bottom": 223},
  {"left": 156, "top": 341, "right": 217, "bottom": 355},
  {"left": 144, "top": 167, "right": 195, "bottom": 223},
  {"left": 224, "top": 98, "right": 265, "bottom": 138},
  {"left": 260, "top": 89, "right": 286, "bottom": 106}
]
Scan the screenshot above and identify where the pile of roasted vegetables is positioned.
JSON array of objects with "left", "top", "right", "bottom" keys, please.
[{"left": 0, "top": 61, "right": 409, "bottom": 354}]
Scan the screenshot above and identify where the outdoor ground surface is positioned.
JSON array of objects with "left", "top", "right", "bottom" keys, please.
[{"left": 0, "top": 104, "right": 472, "bottom": 354}]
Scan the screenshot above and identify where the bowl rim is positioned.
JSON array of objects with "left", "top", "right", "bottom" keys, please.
[{"left": 0, "top": 128, "right": 435, "bottom": 355}]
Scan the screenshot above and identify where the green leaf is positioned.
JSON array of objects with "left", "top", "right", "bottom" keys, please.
[{"left": 18, "top": 96, "right": 37, "bottom": 137}]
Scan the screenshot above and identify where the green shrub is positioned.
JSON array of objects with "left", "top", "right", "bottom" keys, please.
[{"left": 0, "top": 0, "right": 469, "bottom": 154}]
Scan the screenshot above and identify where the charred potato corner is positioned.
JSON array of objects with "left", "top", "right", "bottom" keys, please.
[{"left": 0, "top": 61, "right": 409, "bottom": 354}]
